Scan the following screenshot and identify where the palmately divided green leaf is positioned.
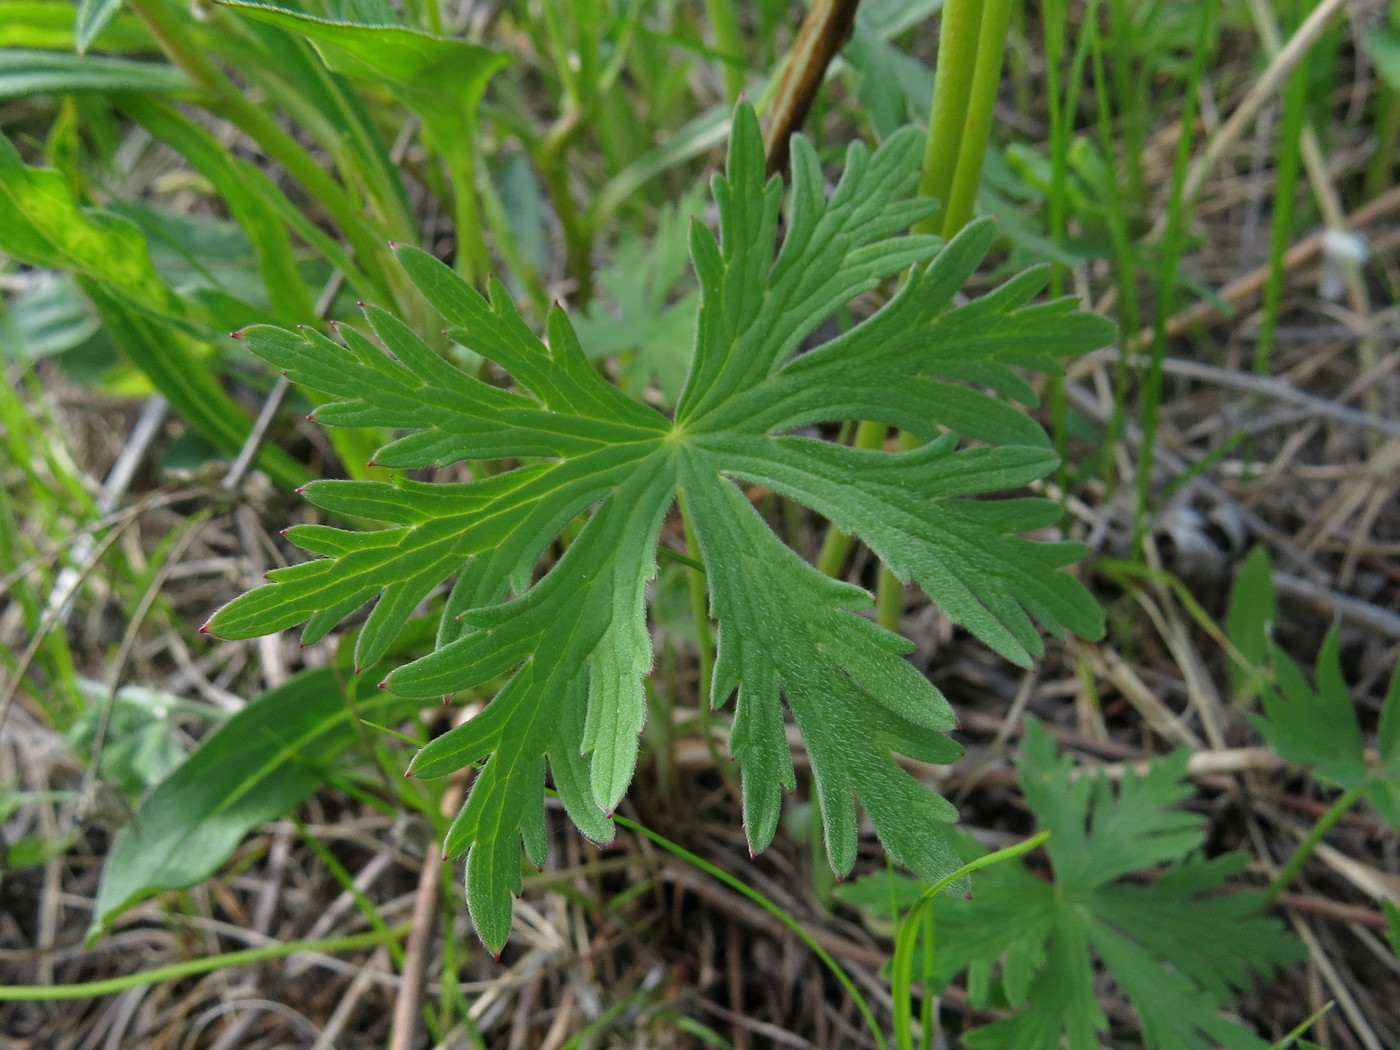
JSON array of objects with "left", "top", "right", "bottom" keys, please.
[
  {"left": 206, "top": 103, "right": 1109, "bottom": 952},
  {"left": 1254, "top": 630, "right": 1400, "bottom": 829},
  {"left": 908, "top": 718, "right": 1302, "bottom": 1050}
]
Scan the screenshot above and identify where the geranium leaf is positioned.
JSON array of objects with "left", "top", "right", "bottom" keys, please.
[{"left": 207, "top": 102, "right": 1110, "bottom": 952}]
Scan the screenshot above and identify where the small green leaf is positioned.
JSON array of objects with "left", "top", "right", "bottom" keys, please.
[
  {"left": 1373, "top": 663, "right": 1400, "bottom": 828},
  {"left": 74, "top": 0, "right": 125, "bottom": 53},
  {"left": 1366, "top": 25, "right": 1400, "bottom": 90},
  {"left": 881, "top": 718, "right": 1304, "bottom": 1050},
  {"left": 573, "top": 186, "right": 704, "bottom": 405},
  {"left": 0, "top": 131, "right": 180, "bottom": 312},
  {"left": 1, "top": 0, "right": 150, "bottom": 50},
  {"left": 217, "top": 2, "right": 507, "bottom": 152},
  {"left": 0, "top": 273, "right": 100, "bottom": 360},
  {"left": 89, "top": 667, "right": 419, "bottom": 942},
  {"left": 0, "top": 49, "right": 188, "bottom": 96},
  {"left": 1226, "top": 545, "right": 1276, "bottom": 702},
  {"left": 1254, "top": 632, "right": 1368, "bottom": 788},
  {"left": 1255, "top": 634, "right": 1400, "bottom": 830}
]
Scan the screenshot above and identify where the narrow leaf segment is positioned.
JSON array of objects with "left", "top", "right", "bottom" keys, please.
[{"left": 206, "top": 104, "right": 1110, "bottom": 951}]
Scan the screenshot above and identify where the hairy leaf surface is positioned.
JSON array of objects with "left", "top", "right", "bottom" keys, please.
[{"left": 207, "top": 104, "right": 1110, "bottom": 951}]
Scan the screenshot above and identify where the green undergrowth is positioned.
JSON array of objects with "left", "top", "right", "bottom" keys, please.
[{"left": 3, "top": 0, "right": 1396, "bottom": 1046}]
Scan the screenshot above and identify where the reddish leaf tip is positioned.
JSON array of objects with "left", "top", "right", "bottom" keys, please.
[
  {"left": 306, "top": 413, "right": 316, "bottom": 422},
  {"left": 490, "top": 951, "right": 502, "bottom": 963},
  {"left": 367, "top": 459, "right": 377, "bottom": 468},
  {"left": 356, "top": 301, "right": 366, "bottom": 308},
  {"left": 198, "top": 624, "right": 210, "bottom": 635},
  {"left": 387, "top": 240, "right": 399, "bottom": 249},
  {"left": 442, "top": 696, "right": 451, "bottom": 705},
  {"left": 229, "top": 329, "right": 244, "bottom": 339},
  {"left": 354, "top": 666, "right": 363, "bottom": 675},
  {"left": 378, "top": 679, "right": 389, "bottom": 689},
  {"left": 294, "top": 485, "right": 307, "bottom": 495}
]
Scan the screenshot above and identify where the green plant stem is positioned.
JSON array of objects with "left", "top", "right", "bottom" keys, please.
[
  {"left": 1041, "top": 0, "right": 1098, "bottom": 495},
  {"left": 815, "top": 418, "right": 888, "bottom": 578},
  {"left": 446, "top": 140, "right": 490, "bottom": 284},
  {"left": 876, "top": 561, "right": 905, "bottom": 631},
  {"left": 1265, "top": 783, "right": 1365, "bottom": 907},
  {"left": 1253, "top": 0, "right": 1310, "bottom": 376},
  {"left": 705, "top": 0, "right": 745, "bottom": 106},
  {"left": 126, "top": 0, "right": 394, "bottom": 302},
  {"left": 0, "top": 925, "right": 409, "bottom": 1001},
  {"left": 1366, "top": 80, "right": 1400, "bottom": 199},
  {"left": 891, "top": 831, "right": 1051, "bottom": 1050},
  {"left": 1105, "top": 0, "right": 1147, "bottom": 210},
  {"left": 477, "top": 166, "right": 550, "bottom": 314},
  {"left": 614, "top": 813, "right": 889, "bottom": 1050},
  {"left": 873, "top": 0, "right": 1016, "bottom": 625},
  {"left": 916, "top": 0, "right": 982, "bottom": 234},
  {"left": 1088, "top": 22, "right": 1142, "bottom": 491},
  {"left": 1134, "top": 0, "right": 1215, "bottom": 555},
  {"left": 938, "top": 0, "right": 1016, "bottom": 238},
  {"left": 536, "top": 114, "right": 595, "bottom": 304}
]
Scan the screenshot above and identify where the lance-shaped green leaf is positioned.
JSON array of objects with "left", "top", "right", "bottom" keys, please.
[
  {"left": 217, "top": 1, "right": 507, "bottom": 152},
  {"left": 0, "top": 131, "right": 179, "bottom": 312},
  {"left": 0, "top": 49, "right": 187, "bottom": 97},
  {"left": 75, "top": 0, "right": 124, "bottom": 53},
  {"left": 208, "top": 103, "right": 1109, "bottom": 952},
  {"left": 2, "top": 0, "right": 153, "bottom": 51},
  {"left": 90, "top": 666, "right": 418, "bottom": 942}
]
